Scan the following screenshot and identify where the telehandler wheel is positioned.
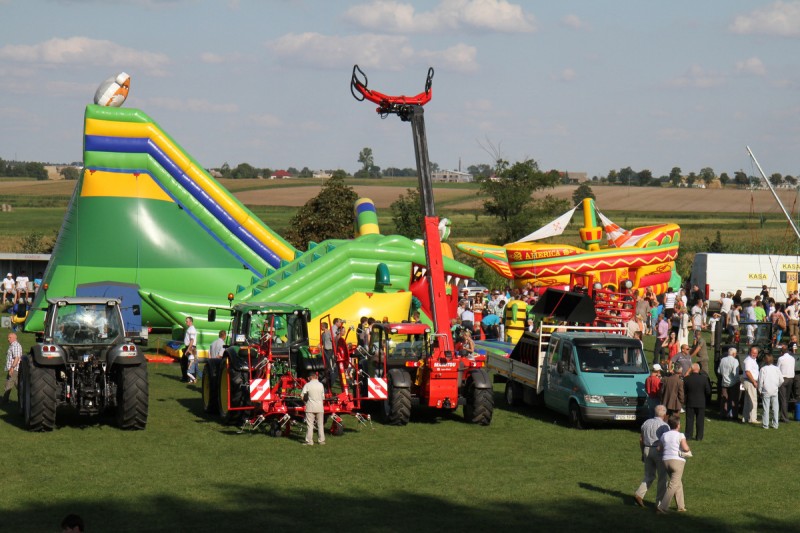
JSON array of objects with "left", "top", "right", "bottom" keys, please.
[
  {"left": 464, "top": 382, "right": 494, "bottom": 426},
  {"left": 21, "top": 357, "right": 57, "bottom": 432},
  {"left": 116, "top": 363, "right": 149, "bottom": 430},
  {"left": 201, "top": 363, "right": 219, "bottom": 414},
  {"left": 383, "top": 373, "right": 411, "bottom": 426},
  {"left": 218, "top": 364, "right": 244, "bottom": 425},
  {"left": 569, "top": 401, "right": 585, "bottom": 430}
]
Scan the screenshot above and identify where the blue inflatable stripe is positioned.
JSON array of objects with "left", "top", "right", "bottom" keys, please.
[{"left": 85, "top": 134, "right": 282, "bottom": 269}]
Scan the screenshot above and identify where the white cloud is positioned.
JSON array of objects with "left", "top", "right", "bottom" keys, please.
[
  {"left": 146, "top": 96, "right": 238, "bottom": 113},
  {"left": 417, "top": 43, "right": 478, "bottom": 73},
  {"left": 735, "top": 57, "right": 766, "bottom": 76},
  {"left": 730, "top": 1, "right": 800, "bottom": 37},
  {"left": 269, "top": 32, "right": 413, "bottom": 70},
  {"left": 250, "top": 113, "right": 283, "bottom": 128},
  {"left": 343, "top": 0, "right": 535, "bottom": 33},
  {"left": 561, "top": 14, "right": 588, "bottom": 30},
  {"left": 0, "top": 37, "right": 170, "bottom": 75},
  {"left": 269, "top": 33, "right": 474, "bottom": 72},
  {"left": 668, "top": 65, "right": 724, "bottom": 89},
  {"left": 553, "top": 68, "right": 577, "bottom": 82}
]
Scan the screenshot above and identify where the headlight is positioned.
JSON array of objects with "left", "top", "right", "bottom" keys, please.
[{"left": 584, "top": 394, "right": 605, "bottom": 404}]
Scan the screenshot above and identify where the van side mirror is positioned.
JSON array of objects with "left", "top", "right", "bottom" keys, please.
[{"left": 556, "top": 360, "right": 566, "bottom": 374}]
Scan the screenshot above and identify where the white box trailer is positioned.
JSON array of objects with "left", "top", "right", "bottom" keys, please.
[{"left": 690, "top": 252, "right": 800, "bottom": 303}]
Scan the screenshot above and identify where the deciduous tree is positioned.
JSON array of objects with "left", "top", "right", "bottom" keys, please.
[
  {"left": 284, "top": 176, "right": 359, "bottom": 249},
  {"left": 390, "top": 188, "right": 423, "bottom": 239}
]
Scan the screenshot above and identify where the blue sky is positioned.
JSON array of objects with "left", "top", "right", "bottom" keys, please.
[{"left": 1, "top": 0, "right": 799, "bottom": 178}]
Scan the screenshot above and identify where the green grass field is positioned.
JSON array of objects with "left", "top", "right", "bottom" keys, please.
[{"left": 1, "top": 333, "right": 798, "bottom": 532}]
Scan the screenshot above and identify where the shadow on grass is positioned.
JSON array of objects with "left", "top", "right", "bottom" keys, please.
[
  {"left": 0, "top": 399, "right": 120, "bottom": 431},
  {"left": 492, "top": 390, "right": 642, "bottom": 433},
  {"left": 2, "top": 484, "right": 795, "bottom": 533}
]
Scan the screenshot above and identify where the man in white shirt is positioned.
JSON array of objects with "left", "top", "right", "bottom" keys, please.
[
  {"left": 717, "top": 347, "right": 740, "bottom": 419},
  {"left": 719, "top": 292, "right": 733, "bottom": 329},
  {"left": 2, "top": 273, "right": 14, "bottom": 305},
  {"left": 690, "top": 299, "right": 704, "bottom": 332},
  {"left": 209, "top": 330, "right": 227, "bottom": 359},
  {"left": 742, "top": 347, "right": 760, "bottom": 424},
  {"left": 777, "top": 348, "right": 796, "bottom": 423},
  {"left": 183, "top": 316, "right": 197, "bottom": 383},
  {"left": 758, "top": 355, "right": 783, "bottom": 429},
  {"left": 663, "top": 288, "right": 677, "bottom": 319},
  {"left": 787, "top": 301, "right": 800, "bottom": 338},
  {"left": 14, "top": 270, "right": 29, "bottom": 304}
]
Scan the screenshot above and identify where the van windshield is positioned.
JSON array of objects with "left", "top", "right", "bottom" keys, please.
[{"left": 575, "top": 344, "right": 648, "bottom": 374}]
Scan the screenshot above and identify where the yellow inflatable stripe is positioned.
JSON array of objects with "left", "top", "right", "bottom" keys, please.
[
  {"left": 359, "top": 223, "right": 380, "bottom": 236},
  {"left": 85, "top": 118, "right": 295, "bottom": 261},
  {"left": 80, "top": 169, "right": 173, "bottom": 202}
]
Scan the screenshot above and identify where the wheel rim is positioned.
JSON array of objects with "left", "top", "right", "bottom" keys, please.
[{"left": 219, "top": 367, "right": 230, "bottom": 417}]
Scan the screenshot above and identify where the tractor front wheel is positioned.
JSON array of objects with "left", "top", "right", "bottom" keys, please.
[{"left": 383, "top": 373, "right": 411, "bottom": 426}]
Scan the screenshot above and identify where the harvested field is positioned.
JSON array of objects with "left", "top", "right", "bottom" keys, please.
[
  {"left": 446, "top": 185, "right": 800, "bottom": 214},
  {"left": 235, "top": 184, "right": 475, "bottom": 208},
  {"left": 2, "top": 179, "right": 798, "bottom": 215}
]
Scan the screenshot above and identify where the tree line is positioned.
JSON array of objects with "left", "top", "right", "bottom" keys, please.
[{"left": 595, "top": 166, "right": 798, "bottom": 188}]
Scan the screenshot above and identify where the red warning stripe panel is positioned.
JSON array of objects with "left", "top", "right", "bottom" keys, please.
[
  {"left": 249, "top": 378, "right": 272, "bottom": 401},
  {"left": 367, "top": 378, "right": 388, "bottom": 400}
]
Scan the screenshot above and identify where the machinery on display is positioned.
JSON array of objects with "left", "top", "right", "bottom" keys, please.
[
  {"left": 351, "top": 65, "right": 493, "bottom": 425},
  {"left": 19, "top": 297, "right": 148, "bottom": 431},
  {"left": 201, "top": 300, "right": 370, "bottom": 436}
]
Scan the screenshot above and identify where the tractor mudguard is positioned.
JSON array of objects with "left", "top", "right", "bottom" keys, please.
[
  {"left": 387, "top": 368, "right": 412, "bottom": 389},
  {"left": 107, "top": 344, "right": 146, "bottom": 367},
  {"left": 30, "top": 345, "right": 66, "bottom": 366},
  {"left": 225, "top": 346, "right": 256, "bottom": 371},
  {"left": 466, "top": 368, "right": 492, "bottom": 389}
]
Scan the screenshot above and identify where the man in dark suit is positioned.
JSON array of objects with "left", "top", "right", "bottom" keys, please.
[{"left": 683, "top": 363, "right": 712, "bottom": 440}]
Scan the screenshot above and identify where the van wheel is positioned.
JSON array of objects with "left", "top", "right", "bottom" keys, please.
[{"left": 569, "top": 402, "right": 584, "bottom": 430}]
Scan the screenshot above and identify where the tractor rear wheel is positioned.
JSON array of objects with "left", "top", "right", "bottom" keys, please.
[
  {"left": 464, "top": 382, "right": 494, "bottom": 426},
  {"left": 22, "top": 357, "right": 58, "bottom": 432},
  {"left": 201, "top": 363, "right": 219, "bottom": 414},
  {"left": 383, "top": 373, "right": 411, "bottom": 426},
  {"left": 218, "top": 364, "right": 245, "bottom": 424},
  {"left": 115, "top": 364, "right": 148, "bottom": 430}
]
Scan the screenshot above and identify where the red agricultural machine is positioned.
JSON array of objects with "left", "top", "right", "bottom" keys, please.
[
  {"left": 351, "top": 65, "right": 494, "bottom": 425},
  {"left": 201, "top": 302, "right": 369, "bottom": 437}
]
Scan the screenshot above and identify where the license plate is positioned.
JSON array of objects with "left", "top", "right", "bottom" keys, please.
[{"left": 614, "top": 414, "right": 636, "bottom": 421}]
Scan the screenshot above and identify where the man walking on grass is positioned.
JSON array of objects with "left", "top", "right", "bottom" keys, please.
[{"left": 634, "top": 404, "right": 669, "bottom": 508}]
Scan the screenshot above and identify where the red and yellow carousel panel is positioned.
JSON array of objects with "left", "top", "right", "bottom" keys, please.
[{"left": 456, "top": 198, "right": 680, "bottom": 296}]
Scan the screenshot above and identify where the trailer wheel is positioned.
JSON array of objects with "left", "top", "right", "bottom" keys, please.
[
  {"left": 504, "top": 381, "right": 522, "bottom": 407},
  {"left": 201, "top": 363, "right": 219, "bottom": 414},
  {"left": 569, "top": 401, "right": 584, "bottom": 430},
  {"left": 115, "top": 364, "right": 148, "bottom": 430},
  {"left": 268, "top": 420, "right": 282, "bottom": 438},
  {"left": 218, "top": 364, "right": 245, "bottom": 424},
  {"left": 464, "top": 382, "right": 494, "bottom": 426},
  {"left": 22, "top": 357, "right": 58, "bottom": 432},
  {"left": 383, "top": 374, "right": 411, "bottom": 426}
]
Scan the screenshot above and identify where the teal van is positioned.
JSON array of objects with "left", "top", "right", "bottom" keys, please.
[{"left": 542, "top": 332, "right": 649, "bottom": 428}]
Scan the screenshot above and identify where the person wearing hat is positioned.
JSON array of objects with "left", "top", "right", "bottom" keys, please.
[
  {"left": 1, "top": 273, "right": 14, "bottom": 305},
  {"left": 645, "top": 364, "right": 663, "bottom": 417}
]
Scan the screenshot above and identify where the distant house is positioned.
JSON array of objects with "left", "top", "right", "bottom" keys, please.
[
  {"left": 556, "top": 171, "right": 588, "bottom": 185},
  {"left": 432, "top": 170, "right": 473, "bottom": 183},
  {"left": 271, "top": 170, "right": 293, "bottom": 179},
  {"left": 312, "top": 170, "right": 332, "bottom": 179}
]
